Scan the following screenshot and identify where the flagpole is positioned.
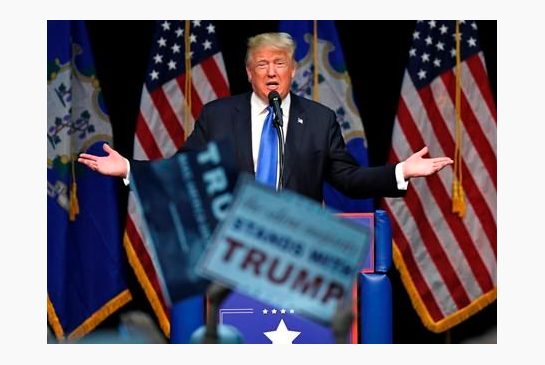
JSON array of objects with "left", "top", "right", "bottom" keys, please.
[{"left": 312, "top": 20, "right": 319, "bottom": 101}]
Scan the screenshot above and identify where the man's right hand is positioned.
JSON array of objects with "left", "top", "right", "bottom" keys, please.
[{"left": 78, "top": 143, "right": 128, "bottom": 178}]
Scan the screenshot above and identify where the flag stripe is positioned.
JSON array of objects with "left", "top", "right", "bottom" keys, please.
[
  {"left": 135, "top": 112, "right": 162, "bottom": 160},
  {"left": 191, "top": 64, "right": 217, "bottom": 107},
  {"left": 200, "top": 55, "right": 230, "bottom": 99},
  {"left": 467, "top": 54, "right": 497, "bottom": 122},
  {"left": 149, "top": 87, "right": 186, "bottom": 148},
  {"left": 161, "top": 77, "right": 189, "bottom": 139},
  {"left": 396, "top": 101, "right": 495, "bottom": 296},
  {"left": 460, "top": 60, "right": 497, "bottom": 144},
  {"left": 139, "top": 87, "right": 176, "bottom": 157}
]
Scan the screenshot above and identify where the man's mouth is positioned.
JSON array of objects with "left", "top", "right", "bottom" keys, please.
[{"left": 266, "top": 81, "right": 279, "bottom": 90}]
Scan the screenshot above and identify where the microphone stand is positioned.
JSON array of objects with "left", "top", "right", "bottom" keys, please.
[{"left": 273, "top": 116, "right": 284, "bottom": 191}]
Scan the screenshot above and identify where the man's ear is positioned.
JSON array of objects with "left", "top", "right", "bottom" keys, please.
[
  {"left": 246, "top": 66, "right": 252, "bottom": 82},
  {"left": 290, "top": 60, "right": 297, "bottom": 79}
]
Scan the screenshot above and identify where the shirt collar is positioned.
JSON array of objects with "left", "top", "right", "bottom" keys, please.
[{"left": 251, "top": 92, "right": 291, "bottom": 116}]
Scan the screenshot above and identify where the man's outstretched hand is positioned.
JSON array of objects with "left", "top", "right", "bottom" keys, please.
[
  {"left": 78, "top": 143, "right": 128, "bottom": 178},
  {"left": 402, "top": 146, "right": 453, "bottom": 179}
]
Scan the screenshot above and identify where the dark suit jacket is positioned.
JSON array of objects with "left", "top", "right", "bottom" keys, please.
[{"left": 182, "top": 92, "right": 405, "bottom": 202}]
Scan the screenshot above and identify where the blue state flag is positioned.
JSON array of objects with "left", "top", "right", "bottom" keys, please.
[
  {"left": 47, "top": 20, "right": 131, "bottom": 341},
  {"left": 280, "top": 20, "right": 373, "bottom": 213}
]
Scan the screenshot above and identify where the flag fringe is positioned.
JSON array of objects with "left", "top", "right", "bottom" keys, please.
[
  {"left": 47, "top": 296, "right": 65, "bottom": 340},
  {"left": 393, "top": 243, "right": 496, "bottom": 333},
  {"left": 47, "top": 290, "right": 132, "bottom": 342},
  {"left": 123, "top": 231, "right": 171, "bottom": 338}
]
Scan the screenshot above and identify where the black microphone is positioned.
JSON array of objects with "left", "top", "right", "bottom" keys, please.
[
  {"left": 268, "top": 91, "right": 283, "bottom": 128},
  {"left": 267, "top": 90, "right": 284, "bottom": 190}
]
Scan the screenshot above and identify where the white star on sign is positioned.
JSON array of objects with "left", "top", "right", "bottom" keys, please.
[{"left": 263, "top": 319, "right": 300, "bottom": 344}]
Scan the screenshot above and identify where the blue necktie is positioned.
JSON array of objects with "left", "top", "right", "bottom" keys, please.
[{"left": 255, "top": 106, "right": 278, "bottom": 188}]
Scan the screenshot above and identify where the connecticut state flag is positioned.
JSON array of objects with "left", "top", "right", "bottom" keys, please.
[
  {"left": 280, "top": 20, "right": 373, "bottom": 213},
  {"left": 47, "top": 20, "right": 131, "bottom": 341}
]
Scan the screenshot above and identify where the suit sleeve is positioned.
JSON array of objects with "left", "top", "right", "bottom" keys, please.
[{"left": 324, "top": 113, "right": 406, "bottom": 199}]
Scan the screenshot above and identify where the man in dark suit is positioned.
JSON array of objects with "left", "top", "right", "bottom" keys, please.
[{"left": 79, "top": 32, "right": 452, "bottom": 201}]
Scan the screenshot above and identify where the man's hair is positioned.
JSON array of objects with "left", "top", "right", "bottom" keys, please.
[{"left": 245, "top": 32, "right": 296, "bottom": 65}]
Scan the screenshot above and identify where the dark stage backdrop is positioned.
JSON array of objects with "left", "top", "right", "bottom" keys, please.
[{"left": 85, "top": 20, "right": 497, "bottom": 344}]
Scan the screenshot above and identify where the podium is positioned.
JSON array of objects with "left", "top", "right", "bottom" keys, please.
[{"left": 170, "top": 210, "right": 393, "bottom": 344}]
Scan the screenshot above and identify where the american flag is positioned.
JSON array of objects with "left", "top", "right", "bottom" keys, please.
[
  {"left": 123, "top": 20, "right": 229, "bottom": 336},
  {"left": 382, "top": 20, "right": 496, "bottom": 332}
]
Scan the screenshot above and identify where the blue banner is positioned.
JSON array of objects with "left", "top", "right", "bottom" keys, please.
[
  {"left": 280, "top": 20, "right": 374, "bottom": 213},
  {"left": 130, "top": 141, "right": 239, "bottom": 304},
  {"left": 47, "top": 20, "right": 130, "bottom": 340}
]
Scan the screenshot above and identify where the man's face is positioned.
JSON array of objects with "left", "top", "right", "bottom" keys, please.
[{"left": 246, "top": 46, "right": 296, "bottom": 103}]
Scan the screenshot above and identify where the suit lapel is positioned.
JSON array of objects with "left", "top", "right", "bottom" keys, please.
[
  {"left": 233, "top": 93, "right": 254, "bottom": 175},
  {"left": 283, "top": 93, "right": 305, "bottom": 186}
]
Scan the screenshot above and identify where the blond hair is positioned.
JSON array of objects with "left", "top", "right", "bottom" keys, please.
[{"left": 245, "top": 32, "right": 296, "bottom": 65}]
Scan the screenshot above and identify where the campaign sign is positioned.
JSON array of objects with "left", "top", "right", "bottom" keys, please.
[
  {"left": 130, "top": 141, "right": 238, "bottom": 304},
  {"left": 197, "top": 177, "right": 372, "bottom": 323}
]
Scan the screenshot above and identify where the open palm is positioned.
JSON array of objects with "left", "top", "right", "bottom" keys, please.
[{"left": 78, "top": 143, "right": 128, "bottom": 177}]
